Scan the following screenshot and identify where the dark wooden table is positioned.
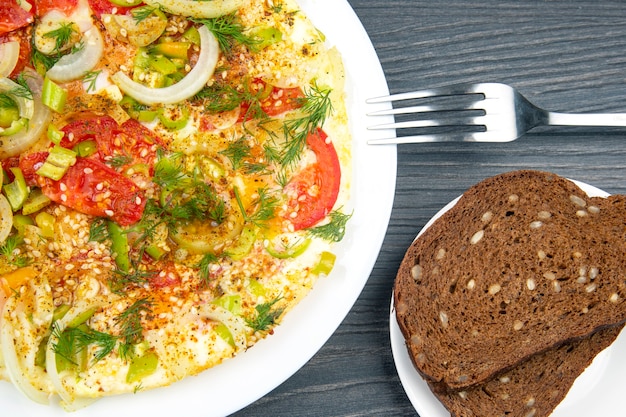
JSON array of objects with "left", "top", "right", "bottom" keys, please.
[{"left": 233, "top": 1, "right": 626, "bottom": 415}]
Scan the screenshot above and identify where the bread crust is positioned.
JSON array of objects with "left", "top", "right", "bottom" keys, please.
[{"left": 394, "top": 170, "right": 626, "bottom": 392}]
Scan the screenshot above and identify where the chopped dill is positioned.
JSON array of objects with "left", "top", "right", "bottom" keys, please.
[
  {"left": 197, "top": 253, "right": 219, "bottom": 285},
  {"left": 234, "top": 186, "right": 279, "bottom": 228}
]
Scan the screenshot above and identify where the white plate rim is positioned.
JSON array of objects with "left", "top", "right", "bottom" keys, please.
[
  {"left": 389, "top": 178, "right": 626, "bottom": 417},
  {"left": 0, "top": 1, "right": 398, "bottom": 416}
]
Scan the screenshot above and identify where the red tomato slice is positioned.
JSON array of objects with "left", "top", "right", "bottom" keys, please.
[
  {"left": 239, "top": 80, "right": 305, "bottom": 122},
  {"left": 0, "top": 2, "right": 34, "bottom": 36},
  {"left": 20, "top": 154, "right": 146, "bottom": 226},
  {"left": 35, "top": 0, "right": 78, "bottom": 16},
  {"left": 87, "top": 0, "right": 137, "bottom": 18},
  {"left": 284, "top": 128, "right": 341, "bottom": 230},
  {"left": 61, "top": 114, "right": 161, "bottom": 175}
]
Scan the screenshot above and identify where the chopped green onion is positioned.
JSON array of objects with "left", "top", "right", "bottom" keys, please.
[
  {"left": 42, "top": 76, "right": 68, "bottom": 113},
  {"left": 264, "top": 236, "right": 311, "bottom": 259},
  {"left": 36, "top": 145, "right": 77, "bottom": 180},
  {"left": 157, "top": 107, "right": 189, "bottom": 130}
]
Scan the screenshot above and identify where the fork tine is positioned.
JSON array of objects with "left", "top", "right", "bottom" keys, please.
[
  {"left": 368, "top": 116, "right": 482, "bottom": 130},
  {"left": 367, "top": 132, "right": 483, "bottom": 144},
  {"left": 366, "top": 84, "right": 482, "bottom": 104},
  {"left": 367, "top": 101, "right": 483, "bottom": 116}
]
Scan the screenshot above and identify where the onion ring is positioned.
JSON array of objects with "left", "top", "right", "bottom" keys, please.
[
  {"left": 142, "top": 0, "right": 245, "bottom": 18},
  {"left": 111, "top": 25, "right": 219, "bottom": 105}
]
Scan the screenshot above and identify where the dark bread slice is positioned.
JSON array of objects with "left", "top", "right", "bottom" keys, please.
[
  {"left": 394, "top": 170, "right": 626, "bottom": 390},
  {"left": 431, "top": 325, "right": 623, "bottom": 417}
]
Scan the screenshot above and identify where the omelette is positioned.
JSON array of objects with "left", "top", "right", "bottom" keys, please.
[{"left": 0, "top": 0, "right": 351, "bottom": 410}]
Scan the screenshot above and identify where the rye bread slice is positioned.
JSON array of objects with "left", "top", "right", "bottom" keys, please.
[
  {"left": 431, "top": 325, "right": 623, "bottom": 417},
  {"left": 394, "top": 170, "right": 626, "bottom": 390}
]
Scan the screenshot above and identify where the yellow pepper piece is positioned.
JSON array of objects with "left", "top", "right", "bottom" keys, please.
[{"left": 0, "top": 266, "right": 38, "bottom": 296}]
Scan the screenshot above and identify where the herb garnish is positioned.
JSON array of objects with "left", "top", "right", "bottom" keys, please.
[
  {"left": 0, "top": 235, "right": 30, "bottom": 267},
  {"left": 307, "top": 210, "right": 352, "bottom": 242},
  {"left": 246, "top": 296, "right": 284, "bottom": 332}
]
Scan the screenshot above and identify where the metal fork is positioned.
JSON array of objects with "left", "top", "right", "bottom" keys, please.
[{"left": 366, "top": 82, "right": 626, "bottom": 144}]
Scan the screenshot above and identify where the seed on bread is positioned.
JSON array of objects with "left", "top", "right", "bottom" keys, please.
[{"left": 569, "top": 194, "right": 587, "bottom": 207}]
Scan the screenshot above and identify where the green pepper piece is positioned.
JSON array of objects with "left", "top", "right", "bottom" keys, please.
[
  {"left": 22, "top": 188, "right": 51, "bottom": 215},
  {"left": 212, "top": 294, "right": 242, "bottom": 315},
  {"left": 311, "top": 251, "right": 336, "bottom": 276},
  {"left": 226, "top": 224, "right": 258, "bottom": 261},
  {"left": 0, "top": 117, "right": 28, "bottom": 136},
  {"left": 214, "top": 323, "right": 235, "bottom": 347},
  {"left": 35, "top": 211, "right": 55, "bottom": 238},
  {"left": 42, "top": 76, "right": 68, "bottom": 113},
  {"left": 126, "top": 349, "right": 159, "bottom": 383},
  {"left": 107, "top": 221, "right": 130, "bottom": 273},
  {"left": 72, "top": 140, "right": 98, "bottom": 157},
  {"left": 36, "top": 145, "right": 77, "bottom": 181},
  {"left": 150, "top": 42, "right": 190, "bottom": 60},
  {"left": 264, "top": 236, "right": 311, "bottom": 259},
  {"left": 3, "top": 167, "right": 29, "bottom": 211}
]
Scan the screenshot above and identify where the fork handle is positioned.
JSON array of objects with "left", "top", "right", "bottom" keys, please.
[{"left": 547, "top": 112, "right": 626, "bottom": 127}]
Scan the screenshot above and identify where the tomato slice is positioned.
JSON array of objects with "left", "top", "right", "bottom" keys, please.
[
  {"left": 284, "top": 128, "right": 341, "bottom": 230},
  {"left": 0, "top": 2, "right": 34, "bottom": 36},
  {"left": 61, "top": 114, "right": 162, "bottom": 175},
  {"left": 35, "top": 0, "right": 78, "bottom": 16},
  {"left": 239, "top": 80, "right": 305, "bottom": 122},
  {"left": 87, "top": 0, "right": 137, "bottom": 18},
  {"left": 20, "top": 154, "right": 146, "bottom": 226}
]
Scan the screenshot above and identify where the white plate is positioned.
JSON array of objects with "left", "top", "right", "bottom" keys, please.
[
  {"left": 0, "top": 1, "right": 397, "bottom": 416},
  {"left": 390, "top": 179, "right": 626, "bottom": 417}
]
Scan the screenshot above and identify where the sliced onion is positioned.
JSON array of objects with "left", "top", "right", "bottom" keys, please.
[
  {"left": 45, "top": 302, "right": 101, "bottom": 411},
  {"left": 46, "top": 25, "right": 104, "bottom": 83},
  {"left": 1, "top": 280, "right": 53, "bottom": 405},
  {"left": 198, "top": 304, "right": 248, "bottom": 350},
  {"left": 0, "top": 41, "right": 20, "bottom": 78},
  {"left": 0, "top": 69, "right": 52, "bottom": 159},
  {"left": 0, "top": 195, "right": 13, "bottom": 244},
  {"left": 112, "top": 26, "right": 219, "bottom": 105},
  {"left": 0, "top": 77, "right": 34, "bottom": 120},
  {"left": 142, "top": 0, "right": 245, "bottom": 18}
]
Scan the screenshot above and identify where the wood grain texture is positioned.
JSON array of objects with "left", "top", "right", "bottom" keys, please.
[{"left": 233, "top": 1, "right": 626, "bottom": 416}]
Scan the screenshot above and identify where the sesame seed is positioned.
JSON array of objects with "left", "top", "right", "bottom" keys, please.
[{"left": 104, "top": 210, "right": 114, "bottom": 217}]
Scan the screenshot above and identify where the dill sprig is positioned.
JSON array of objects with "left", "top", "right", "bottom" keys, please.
[
  {"left": 246, "top": 297, "right": 284, "bottom": 332},
  {"left": 88, "top": 218, "right": 109, "bottom": 243},
  {"left": 52, "top": 323, "right": 118, "bottom": 365},
  {"left": 83, "top": 70, "right": 102, "bottom": 93},
  {"left": 307, "top": 210, "right": 352, "bottom": 242},
  {"left": 116, "top": 298, "right": 153, "bottom": 360},
  {"left": 234, "top": 186, "right": 279, "bottom": 228},
  {"left": 197, "top": 252, "right": 219, "bottom": 285},
  {"left": 44, "top": 22, "right": 77, "bottom": 53},
  {"left": 281, "top": 83, "right": 333, "bottom": 167},
  {"left": 194, "top": 14, "right": 260, "bottom": 54},
  {"left": 220, "top": 136, "right": 250, "bottom": 170},
  {"left": 0, "top": 235, "right": 30, "bottom": 267}
]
